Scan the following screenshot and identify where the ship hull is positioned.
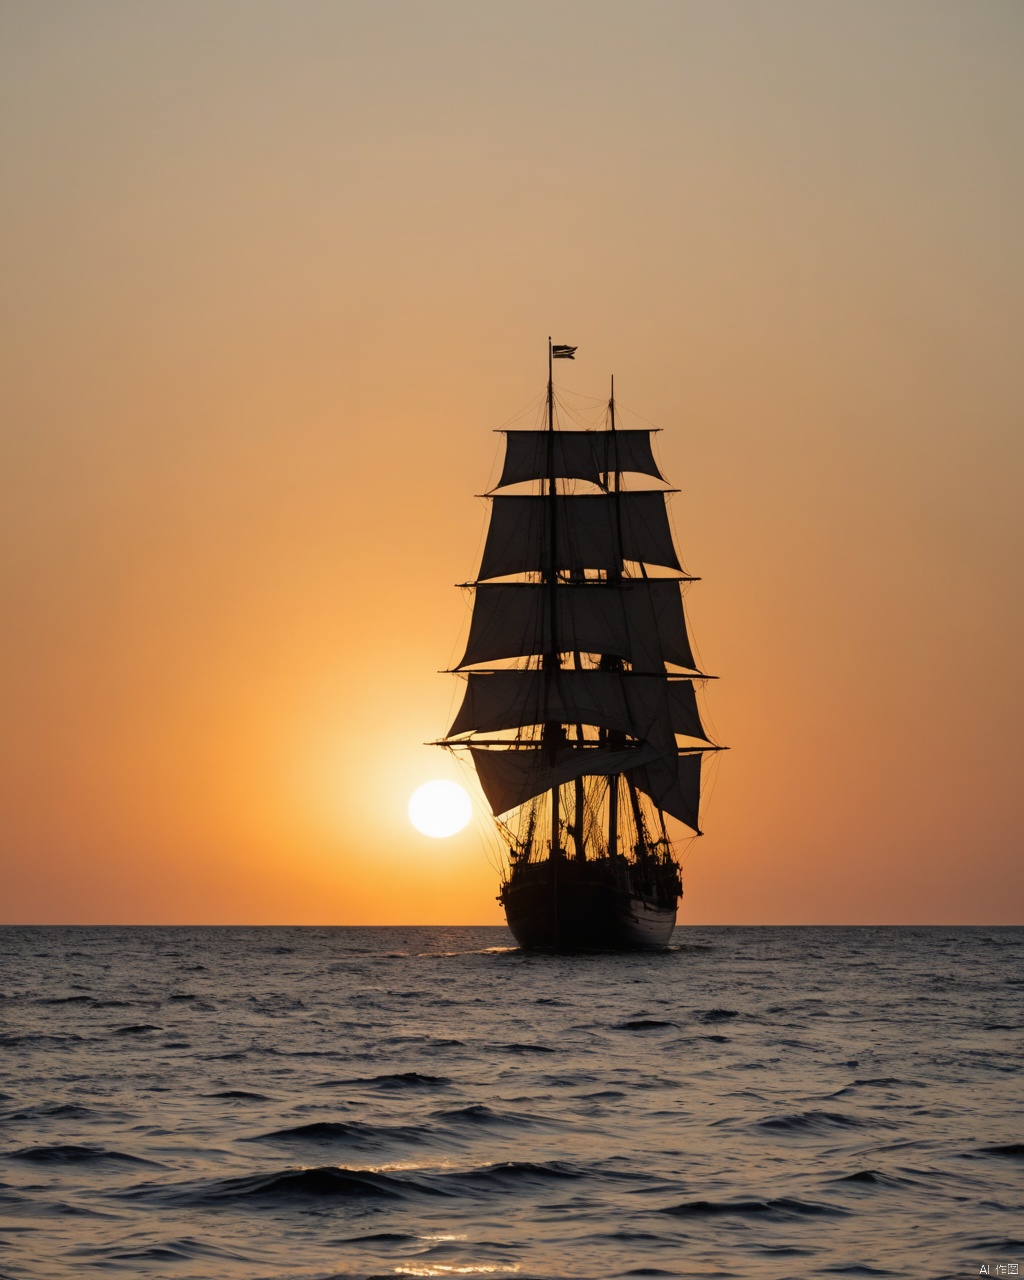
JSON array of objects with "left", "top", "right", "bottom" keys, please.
[{"left": 500, "top": 857, "right": 678, "bottom": 951}]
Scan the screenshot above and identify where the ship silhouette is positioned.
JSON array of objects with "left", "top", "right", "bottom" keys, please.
[{"left": 437, "top": 342, "right": 725, "bottom": 949}]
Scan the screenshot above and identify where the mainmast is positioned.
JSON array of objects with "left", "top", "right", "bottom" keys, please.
[{"left": 544, "top": 339, "right": 561, "bottom": 862}]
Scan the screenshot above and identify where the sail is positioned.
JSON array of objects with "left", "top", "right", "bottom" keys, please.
[
  {"left": 598, "top": 430, "right": 665, "bottom": 481},
  {"left": 471, "top": 742, "right": 661, "bottom": 816},
  {"left": 497, "top": 429, "right": 665, "bottom": 489},
  {"left": 666, "top": 680, "right": 708, "bottom": 741},
  {"left": 497, "top": 431, "right": 604, "bottom": 488},
  {"left": 446, "top": 670, "right": 708, "bottom": 742},
  {"left": 628, "top": 752, "right": 703, "bottom": 832},
  {"left": 477, "top": 492, "right": 681, "bottom": 580},
  {"left": 457, "top": 580, "right": 696, "bottom": 671}
]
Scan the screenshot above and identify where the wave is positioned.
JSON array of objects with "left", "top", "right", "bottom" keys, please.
[
  {"left": 821, "top": 1267, "right": 898, "bottom": 1276},
  {"left": 698, "top": 1008, "right": 739, "bottom": 1022},
  {"left": 255, "top": 1047, "right": 345, "bottom": 1059},
  {"left": 979, "top": 1143, "right": 1024, "bottom": 1158},
  {"left": 829, "top": 1077, "right": 917, "bottom": 1096},
  {"left": 830, "top": 1169, "right": 911, "bottom": 1189},
  {"left": 205, "top": 1090, "right": 272, "bottom": 1101},
  {"left": 73, "top": 1236, "right": 245, "bottom": 1263},
  {"left": 252, "top": 1121, "right": 367, "bottom": 1141},
  {"left": 125, "top": 1158, "right": 589, "bottom": 1208},
  {"left": 621, "top": 1074, "right": 683, "bottom": 1090},
  {"left": 661, "top": 1195, "right": 849, "bottom": 1220},
  {"left": 374, "top": 1034, "right": 465, "bottom": 1052},
  {"left": 4, "top": 1102, "right": 95, "bottom": 1121},
  {"left": 442, "top": 1159, "right": 584, "bottom": 1191},
  {"left": 321, "top": 1071, "right": 452, "bottom": 1090},
  {"left": 248, "top": 994, "right": 305, "bottom": 1012},
  {"left": 616, "top": 1019, "right": 677, "bottom": 1031},
  {"left": 756, "top": 1110, "right": 872, "bottom": 1133},
  {"left": 0, "top": 1032, "right": 84, "bottom": 1047},
  {"left": 213, "top": 1166, "right": 418, "bottom": 1200},
  {"left": 969, "top": 1236, "right": 1024, "bottom": 1253},
  {"left": 5, "top": 1144, "right": 158, "bottom": 1166},
  {"left": 235, "top": 1166, "right": 415, "bottom": 1200},
  {"left": 537, "top": 1072, "right": 600, "bottom": 1088},
  {"left": 35, "top": 995, "right": 135, "bottom": 1008},
  {"left": 113, "top": 1024, "right": 162, "bottom": 1035},
  {"left": 329, "top": 1231, "right": 418, "bottom": 1245},
  {"left": 499, "top": 1042, "right": 556, "bottom": 1054},
  {"left": 123, "top": 1165, "right": 440, "bottom": 1205},
  {"left": 431, "top": 1103, "right": 549, "bottom": 1129},
  {"left": 248, "top": 1120, "right": 429, "bottom": 1146},
  {"left": 0, "top": 1195, "right": 117, "bottom": 1220},
  {"left": 590, "top": 1229, "right": 676, "bottom": 1244}
]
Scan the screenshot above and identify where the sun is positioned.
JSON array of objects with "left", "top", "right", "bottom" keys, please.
[{"left": 408, "top": 780, "right": 472, "bottom": 839}]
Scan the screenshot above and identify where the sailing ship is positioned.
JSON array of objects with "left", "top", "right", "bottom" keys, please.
[{"left": 438, "top": 342, "right": 724, "bottom": 950}]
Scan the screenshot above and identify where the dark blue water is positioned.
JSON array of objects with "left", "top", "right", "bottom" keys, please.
[{"left": 0, "top": 926, "right": 1021, "bottom": 1279}]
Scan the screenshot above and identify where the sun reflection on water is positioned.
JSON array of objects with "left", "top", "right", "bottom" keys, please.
[{"left": 394, "top": 1268, "right": 520, "bottom": 1277}]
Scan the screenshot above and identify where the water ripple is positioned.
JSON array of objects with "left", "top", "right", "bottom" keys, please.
[{"left": 0, "top": 923, "right": 1019, "bottom": 1280}]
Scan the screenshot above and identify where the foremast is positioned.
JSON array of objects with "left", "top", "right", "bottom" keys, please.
[
  {"left": 440, "top": 343, "right": 724, "bottom": 875},
  {"left": 605, "top": 371, "right": 624, "bottom": 863}
]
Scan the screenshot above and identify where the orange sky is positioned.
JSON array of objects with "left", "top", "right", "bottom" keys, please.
[{"left": 2, "top": 1, "right": 1022, "bottom": 924}]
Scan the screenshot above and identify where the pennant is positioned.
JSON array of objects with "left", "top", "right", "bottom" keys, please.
[{"left": 551, "top": 344, "right": 577, "bottom": 359}]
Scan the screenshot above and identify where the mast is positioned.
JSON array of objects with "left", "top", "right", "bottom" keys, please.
[
  {"left": 572, "top": 648, "right": 586, "bottom": 861},
  {"left": 606, "top": 374, "right": 621, "bottom": 860},
  {"left": 570, "top": 360, "right": 587, "bottom": 862},
  {"left": 544, "top": 339, "right": 560, "bottom": 862}
]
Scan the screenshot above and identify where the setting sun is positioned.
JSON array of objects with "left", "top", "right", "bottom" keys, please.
[{"left": 408, "top": 780, "right": 472, "bottom": 839}]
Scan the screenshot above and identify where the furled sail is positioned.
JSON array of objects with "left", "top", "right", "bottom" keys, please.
[
  {"left": 471, "top": 742, "right": 661, "bottom": 816},
  {"left": 478, "top": 492, "right": 681, "bottom": 580},
  {"left": 446, "top": 670, "right": 708, "bottom": 742},
  {"left": 497, "top": 429, "right": 665, "bottom": 489},
  {"left": 457, "top": 580, "right": 697, "bottom": 671}
]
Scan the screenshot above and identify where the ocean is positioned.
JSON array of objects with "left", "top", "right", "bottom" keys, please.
[{"left": 0, "top": 925, "right": 1021, "bottom": 1280}]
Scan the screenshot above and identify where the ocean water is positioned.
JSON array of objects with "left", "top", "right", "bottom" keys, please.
[{"left": 0, "top": 926, "right": 1021, "bottom": 1280}]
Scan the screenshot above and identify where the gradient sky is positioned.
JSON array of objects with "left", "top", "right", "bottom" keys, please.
[{"left": 2, "top": 0, "right": 1022, "bottom": 924}]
